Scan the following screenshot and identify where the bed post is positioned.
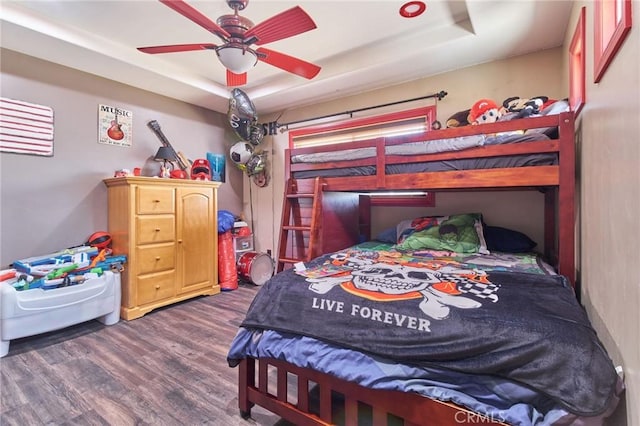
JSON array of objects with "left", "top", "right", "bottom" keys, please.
[
  {"left": 359, "top": 195, "right": 372, "bottom": 241},
  {"left": 557, "top": 112, "right": 576, "bottom": 288},
  {"left": 238, "top": 358, "right": 255, "bottom": 419},
  {"left": 544, "top": 189, "right": 556, "bottom": 266},
  {"left": 375, "top": 138, "right": 386, "bottom": 188},
  {"left": 284, "top": 148, "right": 292, "bottom": 181}
]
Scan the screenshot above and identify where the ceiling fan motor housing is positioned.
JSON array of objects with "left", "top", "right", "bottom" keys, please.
[{"left": 217, "top": 14, "right": 254, "bottom": 38}]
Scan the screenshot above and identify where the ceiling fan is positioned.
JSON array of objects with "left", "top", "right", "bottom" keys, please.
[{"left": 137, "top": 0, "right": 321, "bottom": 86}]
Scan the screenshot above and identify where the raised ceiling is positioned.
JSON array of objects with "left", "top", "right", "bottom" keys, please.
[{"left": 1, "top": 1, "right": 573, "bottom": 115}]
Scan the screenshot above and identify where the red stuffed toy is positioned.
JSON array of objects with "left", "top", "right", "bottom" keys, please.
[{"left": 469, "top": 99, "right": 501, "bottom": 125}]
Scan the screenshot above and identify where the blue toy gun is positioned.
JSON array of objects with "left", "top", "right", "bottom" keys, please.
[
  {"left": 74, "top": 255, "right": 127, "bottom": 274},
  {"left": 13, "top": 246, "right": 98, "bottom": 274}
]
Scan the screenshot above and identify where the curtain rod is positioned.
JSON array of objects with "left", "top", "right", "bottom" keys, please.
[{"left": 276, "top": 90, "right": 447, "bottom": 130}]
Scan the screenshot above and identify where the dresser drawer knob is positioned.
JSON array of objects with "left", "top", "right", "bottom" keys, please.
[
  {"left": 155, "top": 228, "right": 161, "bottom": 232},
  {"left": 153, "top": 199, "right": 160, "bottom": 203},
  {"left": 155, "top": 285, "right": 160, "bottom": 290},
  {"left": 155, "top": 256, "right": 161, "bottom": 261}
]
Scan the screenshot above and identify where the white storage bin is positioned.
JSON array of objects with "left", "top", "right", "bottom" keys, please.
[
  {"left": 0, "top": 270, "right": 121, "bottom": 357},
  {"left": 233, "top": 234, "right": 254, "bottom": 260}
]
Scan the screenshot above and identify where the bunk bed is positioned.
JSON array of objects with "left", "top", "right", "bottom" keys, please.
[{"left": 227, "top": 109, "right": 623, "bottom": 425}]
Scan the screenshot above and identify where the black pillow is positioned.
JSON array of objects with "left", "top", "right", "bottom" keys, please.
[{"left": 483, "top": 225, "right": 537, "bottom": 253}]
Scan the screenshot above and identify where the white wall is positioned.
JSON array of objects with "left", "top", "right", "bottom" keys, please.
[
  {"left": 564, "top": 3, "right": 639, "bottom": 425},
  {"left": 0, "top": 48, "right": 243, "bottom": 266}
]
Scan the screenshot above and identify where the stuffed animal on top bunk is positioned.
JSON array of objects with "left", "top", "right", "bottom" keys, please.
[
  {"left": 468, "top": 99, "right": 503, "bottom": 125},
  {"left": 446, "top": 109, "right": 471, "bottom": 128},
  {"left": 445, "top": 99, "right": 505, "bottom": 131},
  {"left": 468, "top": 98, "right": 525, "bottom": 136},
  {"left": 445, "top": 96, "right": 561, "bottom": 129},
  {"left": 499, "top": 96, "right": 557, "bottom": 119}
]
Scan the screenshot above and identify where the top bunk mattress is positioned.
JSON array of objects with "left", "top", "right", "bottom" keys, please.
[
  {"left": 292, "top": 133, "right": 557, "bottom": 178},
  {"left": 289, "top": 101, "right": 569, "bottom": 179},
  {"left": 292, "top": 131, "right": 548, "bottom": 164}
]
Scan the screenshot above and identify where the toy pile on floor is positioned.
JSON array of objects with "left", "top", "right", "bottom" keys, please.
[{"left": 0, "top": 231, "right": 126, "bottom": 291}]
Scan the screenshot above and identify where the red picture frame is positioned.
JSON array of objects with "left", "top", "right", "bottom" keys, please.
[
  {"left": 594, "top": 0, "right": 632, "bottom": 83},
  {"left": 569, "top": 7, "right": 586, "bottom": 117}
]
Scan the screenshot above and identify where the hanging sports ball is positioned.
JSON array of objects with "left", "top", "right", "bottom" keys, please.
[
  {"left": 248, "top": 124, "right": 264, "bottom": 146},
  {"left": 252, "top": 170, "right": 269, "bottom": 187},
  {"left": 86, "top": 231, "right": 112, "bottom": 250},
  {"left": 230, "top": 141, "right": 253, "bottom": 170},
  {"left": 245, "top": 152, "right": 267, "bottom": 176},
  {"left": 228, "top": 89, "right": 258, "bottom": 142}
]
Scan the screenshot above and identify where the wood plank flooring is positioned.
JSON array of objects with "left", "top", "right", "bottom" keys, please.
[{"left": 0, "top": 283, "right": 289, "bottom": 426}]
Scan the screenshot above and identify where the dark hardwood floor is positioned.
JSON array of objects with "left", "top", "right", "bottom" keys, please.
[{"left": 0, "top": 282, "right": 289, "bottom": 426}]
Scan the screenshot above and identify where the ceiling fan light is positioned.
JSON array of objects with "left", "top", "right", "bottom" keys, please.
[{"left": 217, "top": 47, "right": 258, "bottom": 74}]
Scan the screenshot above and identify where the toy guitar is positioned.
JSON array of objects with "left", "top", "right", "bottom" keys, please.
[
  {"left": 147, "top": 120, "right": 191, "bottom": 172},
  {"left": 107, "top": 116, "right": 125, "bottom": 140}
]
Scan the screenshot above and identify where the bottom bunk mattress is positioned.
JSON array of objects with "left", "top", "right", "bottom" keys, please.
[{"left": 228, "top": 242, "right": 622, "bottom": 425}]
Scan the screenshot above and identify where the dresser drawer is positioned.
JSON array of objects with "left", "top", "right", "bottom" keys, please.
[
  {"left": 137, "top": 270, "right": 176, "bottom": 305},
  {"left": 136, "top": 215, "right": 175, "bottom": 245},
  {"left": 136, "top": 186, "right": 174, "bottom": 215},
  {"left": 136, "top": 244, "right": 175, "bottom": 274}
]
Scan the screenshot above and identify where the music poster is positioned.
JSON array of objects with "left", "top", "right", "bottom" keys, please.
[{"left": 98, "top": 104, "right": 132, "bottom": 147}]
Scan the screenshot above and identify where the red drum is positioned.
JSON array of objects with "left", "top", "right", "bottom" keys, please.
[{"left": 237, "top": 252, "right": 274, "bottom": 286}]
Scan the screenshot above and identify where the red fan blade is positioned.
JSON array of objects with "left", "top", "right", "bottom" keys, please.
[
  {"left": 138, "top": 43, "right": 217, "bottom": 54},
  {"left": 227, "top": 70, "right": 247, "bottom": 86},
  {"left": 159, "top": 0, "right": 230, "bottom": 39},
  {"left": 256, "top": 47, "right": 320, "bottom": 79},
  {"left": 244, "top": 6, "right": 317, "bottom": 46}
]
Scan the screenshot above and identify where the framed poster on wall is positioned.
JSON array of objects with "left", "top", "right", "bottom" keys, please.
[
  {"left": 594, "top": 0, "right": 632, "bottom": 83},
  {"left": 98, "top": 104, "right": 132, "bottom": 147},
  {"left": 207, "top": 152, "right": 226, "bottom": 183}
]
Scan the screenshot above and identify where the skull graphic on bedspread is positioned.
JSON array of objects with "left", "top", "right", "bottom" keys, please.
[{"left": 307, "top": 250, "right": 499, "bottom": 329}]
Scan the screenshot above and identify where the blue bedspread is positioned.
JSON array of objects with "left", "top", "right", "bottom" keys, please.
[
  {"left": 228, "top": 328, "right": 617, "bottom": 426},
  {"left": 228, "top": 244, "right": 619, "bottom": 421}
]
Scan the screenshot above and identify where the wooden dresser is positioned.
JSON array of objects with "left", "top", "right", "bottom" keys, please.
[{"left": 103, "top": 177, "right": 220, "bottom": 320}]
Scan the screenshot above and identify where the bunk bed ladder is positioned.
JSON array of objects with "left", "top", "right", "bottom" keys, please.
[{"left": 277, "top": 177, "right": 324, "bottom": 273}]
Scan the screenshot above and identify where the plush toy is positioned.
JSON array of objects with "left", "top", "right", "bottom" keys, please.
[
  {"left": 500, "top": 96, "right": 530, "bottom": 116},
  {"left": 500, "top": 96, "right": 552, "bottom": 119},
  {"left": 541, "top": 97, "right": 559, "bottom": 111},
  {"left": 446, "top": 109, "right": 471, "bottom": 128},
  {"left": 524, "top": 96, "right": 549, "bottom": 116},
  {"left": 469, "top": 99, "right": 501, "bottom": 125}
]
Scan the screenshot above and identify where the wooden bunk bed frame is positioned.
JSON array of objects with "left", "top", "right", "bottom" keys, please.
[{"left": 238, "top": 112, "right": 576, "bottom": 425}]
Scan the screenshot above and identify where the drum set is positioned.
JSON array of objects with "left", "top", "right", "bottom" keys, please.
[
  {"left": 237, "top": 251, "right": 274, "bottom": 286},
  {"left": 233, "top": 224, "right": 274, "bottom": 286}
]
